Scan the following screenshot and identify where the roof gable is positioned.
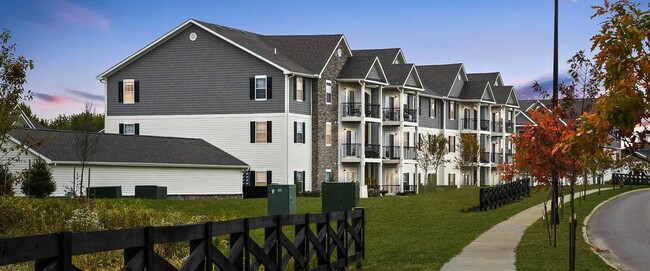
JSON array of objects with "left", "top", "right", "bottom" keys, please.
[
  {"left": 261, "top": 34, "right": 349, "bottom": 75},
  {"left": 338, "top": 56, "right": 388, "bottom": 84},
  {"left": 416, "top": 63, "right": 463, "bottom": 97},
  {"left": 404, "top": 66, "right": 422, "bottom": 88},
  {"left": 365, "top": 58, "right": 388, "bottom": 83},
  {"left": 352, "top": 48, "right": 402, "bottom": 65},
  {"left": 481, "top": 85, "right": 496, "bottom": 102},
  {"left": 506, "top": 90, "right": 520, "bottom": 107}
]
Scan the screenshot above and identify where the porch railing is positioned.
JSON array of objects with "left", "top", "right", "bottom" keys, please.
[
  {"left": 365, "top": 144, "right": 380, "bottom": 158},
  {"left": 365, "top": 104, "right": 380, "bottom": 118},
  {"left": 403, "top": 109, "right": 417, "bottom": 122},
  {"left": 403, "top": 146, "right": 416, "bottom": 160},
  {"left": 492, "top": 121, "right": 503, "bottom": 133},
  {"left": 341, "top": 143, "right": 361, "bottom": 158},
  {"left": 382, "top": 146, "right": 400, "bottom": 159},
  {"left": 480, "top": 151, "right": 490, "bottom": 163},
  {"left": 382, "top": 108, "right": 400, "bottom": 121},
  {"left": 342, "top": 102, "right": 362, "bottom": 117},
  {"left": 480, "top": 119, "right": 490, "bottom": 131},
  {"left": 461, "top": 118, "right": 477, "bottom": 130}
]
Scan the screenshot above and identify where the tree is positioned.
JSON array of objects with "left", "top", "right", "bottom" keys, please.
[
  {"left": 416, "top": 132, "right": 448, "bottom": 185},
  {"left": 69, "top": 102, "right": 105, "bottom": 197},
  {"left": 0, "top": 29, "right": 37, "bottom": 169},
  {"left": 590, "top": 0, "right": 650, "bottom": 162},
  {"left": 0, "top": 166, "right": 16, "bottom": 196},
  {"left": 456, "top": 133, "right": 480, "bottom": 185},
  {"left": 46, "top": 111, "right": 104, "bottom": 132},
  {"left": 496, "top": 162, "right": 517, "bottom": 183},
  {"left": 20, "top": 159, "right": 55, "bottom": 198}
]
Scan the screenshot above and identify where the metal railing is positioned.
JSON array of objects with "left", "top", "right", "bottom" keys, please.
[
  {"left": 505, "top": 122, "right": 514, "bottom": 133},
  {"left": 403, "top": 109, "right": 417, "bottom": 122},
  {"left": 461, "top": 118, "right": 477, "bottom": 130},
  {"left": 365, "top": 144, "right": 380, "bottom": 158},
  {"left": 505, "top": 152, "right": 513, "bottom": 163},
  {"left": 382, "top": 146, "right": 400, "bottom": 159},
  {"left": 479, "top": 178, "right": 531, "bottom": 211},
  {"left": 382, "top": 108, "right": 400, "bottom": 121},
  {"left": 612, "top": 173, "right": 650, "bottom": 186},
  {"left": 480, "top": 151, "right": 491, "bottom": 163},
  {"left": 341, "top": 143, "right": 361, "bottom": 158},
  {"left": 492, "top": 121, "right": 503, "bottom": 133},
  {"left": 480, "top": 119, "right": 490, "bottom": 131},
  {"left": 365, "top": 104, "right": 380, "bottom": 118},
  {"left": 403, "top": 146, "right": 416, "bottom": 160},
  {"left": 491, "top": 153, "right": 503, "bottom": 164},
  {"left": 341, "top": 102, "right": 362, "bottom": 117}
]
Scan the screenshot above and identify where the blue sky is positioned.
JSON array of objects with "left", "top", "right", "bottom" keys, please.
[{"left": 2, "top": 0, "right": 641, "bottom": 119}]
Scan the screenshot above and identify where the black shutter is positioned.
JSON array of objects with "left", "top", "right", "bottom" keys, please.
[
  {"left": 267, "top": 121, "right": 272, "bottom": 143},
  {"left": 250, "top": 171, "right": 256, "bottom": 186},
  {"left": 134, "top": 81, "right": 140, "bottom": 103},
  {"left": 267, "top": 171, "right": 272, "bottom": 184},
  {"left": 293, "top": 77, "right": 297, "bottom": 100},
  {"left": 302, "top": 171, "right": 306, "bottom": 191},
  {"left": 428, "top": 99, "right": 432, "bottom": 118},
  {"left": 294, "top": 171, "right": 297, "bottom": 183},
  {"left": 134, "top": 123, "right": 140, "bottom": 135},
  {"left": 302, "top": 122, "right": 306, "bottom": 144},
  {"left": 118, "top": 81, "right": 124, "bottom": 103},
  {"left": 294, "top": 121, "right": 297, "bottom": 143},
  {"left": 250, "top": 121, "right": 255, "bottom": 143},
  {"left": 119, "top": 123, "right": 124, "bottom": 134},
  {"left": 250, "top": 78, "right": 255, "bottom": 100},
  {"left": 267, "top": 77, "right": 272, "bottom": 99}
]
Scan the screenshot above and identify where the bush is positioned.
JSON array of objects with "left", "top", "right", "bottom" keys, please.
[
  {"left": 0, "top": 167, "right": 16, "bottom": 196},
  {"left": 20, "top": 159, "right": 56, "bottom": 198}
]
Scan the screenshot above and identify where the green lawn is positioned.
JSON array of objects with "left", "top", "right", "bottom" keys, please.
[
  {"left": 2, "top": 185, "right": 617, "bottom": 270},
  {"left": 515, "top": 186, "right": 647, "bottom": 271}
]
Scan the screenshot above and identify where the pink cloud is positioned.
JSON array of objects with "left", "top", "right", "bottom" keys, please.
[
  {"left": 33, "top": 92, "right": 69, "bottom": 105},
  {"left": 55, "top": 0, "right": 110, "bottom": 32}
]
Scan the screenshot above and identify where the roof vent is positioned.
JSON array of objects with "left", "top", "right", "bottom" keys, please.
[{"left": 274, "top": 48, "right": 277, "bottom": 55}]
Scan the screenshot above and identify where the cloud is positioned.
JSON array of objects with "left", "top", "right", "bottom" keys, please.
[
  {"left": 64, "top": 88, "right": 103, "bottom": 102},
  {"left": 56, "top": 0, "right": 110, "bottom": 32},
  {"left": 33, "top": 92, "right": 68, "bottom": 105},
  {"left": 515, "top": 73, "right": 572, "bottom": 100}
]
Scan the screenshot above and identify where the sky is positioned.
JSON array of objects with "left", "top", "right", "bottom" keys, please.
[{"left": 2, "top": 0, "right": 645, "bottom": 119}]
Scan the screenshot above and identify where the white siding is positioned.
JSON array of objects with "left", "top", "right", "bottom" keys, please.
[
  {"left": 106, "top": 113, "right": 288, "bottom": 184},
  {"left": 288, "top": 113, "right": 312, "bottom": 191},
  {"left": 2, "top": 139, "right": 42, "bottom": 195}
]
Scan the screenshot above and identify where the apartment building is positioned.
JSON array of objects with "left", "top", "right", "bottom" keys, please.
[{"left": 98, "top": 19, "right": 520, "bottom": 196}]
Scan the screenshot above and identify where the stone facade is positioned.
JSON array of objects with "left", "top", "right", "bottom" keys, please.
[{"left": 311, "top": 45, "right": 349, "bottom": 190}]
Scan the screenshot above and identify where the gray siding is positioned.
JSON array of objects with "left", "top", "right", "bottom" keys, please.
[
  {"left": 106, "top": 25, "right": 285, "bottom": 116},
  {"left": 418, "top": 97, "right": 443, "bottom": 128},
  {"left": 445, "top": 100, "right": 459, "bottom": 130},
  {"left": 405, "top": 71, "right": 418, "bottom": 87},
  {"left": 448, "top": 75, "right": 464, "bottom": 97},
  {"left": 289, "top": 77, "right": 312, "bottom": 115},
  {"left": 366, "top": 64, "right": 382, "bottom": 81}
]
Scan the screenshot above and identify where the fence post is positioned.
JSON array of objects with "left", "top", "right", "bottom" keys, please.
[
  {"left": 325, "top": 213, "right": 332, "bottom": 271},
  {"left": 59, "top": 231, "right": 72, "bottom": 271},
  {"left": 243, "top": 218, "right": 250, "bottom": 271},
  {"left": 205, "top": 222, "right": 214, "bottom": 271},
  {"left": 339, "top": 211, "right": 348, "bottom": 268},
  {"left": 296, "top": 214, "right": 308, "bottom": 271},
  {"left": 264, "top": 215, "right": 280, "bottom": 269},
  {"left": 145, "top": 226, "right": 154, "bottom": 270}
]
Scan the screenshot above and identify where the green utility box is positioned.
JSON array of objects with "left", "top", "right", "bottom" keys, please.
[
  {"left": 87, "top": 186, "right": 122, "bottom": 198},
  {"left": 322, "top": 182, "right": 359, "bottom": 213},
  {"left": 135, "top": 186, "right": 167, "bottom": 199},
  {"left": 267, "top": 184, "right": 296, "bottom": 215}
]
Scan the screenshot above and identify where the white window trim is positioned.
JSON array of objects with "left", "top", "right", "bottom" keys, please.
[
  {"left": 325, "top": 169, "right": 332, "bottom": 182},
  {"left": 296, "top": 77, "right": 304, "bottom": 102},
  {"left": 325, "top": 80, "right": 332, "bottom": 105},
  {"left": 297, "top": 122, "right": 304, "bottom": 144},
  {"left": 255, "top": 75, "right": 267, "bottom": 101},
  {"left": 325, "top": 122, "right": 332, "bottom": 146},
  {"left": 123, "top": 79, "right": 135, "bottom": 105},
  {"left": 124, "top": 123, "right": 136, "bottom": 135}
]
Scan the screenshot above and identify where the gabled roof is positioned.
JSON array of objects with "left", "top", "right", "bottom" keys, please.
[
  {"left": 458, "top": 81, "right": 495, "bottom": 102},
  {"left": 352, "top": 48, "right": 405, "bottom": 65},
  {"left": 337, "top": 56, "right": 388, "bottom": 84},
  {"left": 416, "top": 63, "right": 463, "bottom": 97},
  {"left": 382, "top": 64, "right": 423, "bottom": 89},
  {"left": 8, "top": 129, "right": 248, "bottom": 168},
  {"left": 98, "top": 19, "right": 350, "bottom": 80},
  {"left": 492, "top": 85, "right": 519, "bottom": 107},
  {"left": 467, "top": 72, "right": 503, "bottom": 86}
]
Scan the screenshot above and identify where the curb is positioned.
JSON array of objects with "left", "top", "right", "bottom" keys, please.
[{"left": 582, "top": 188, "right": 650, "bottom": 271}]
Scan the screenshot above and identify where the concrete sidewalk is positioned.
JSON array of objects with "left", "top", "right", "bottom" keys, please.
[{"left": 441, "top": 188, "right": 608, "bottom": 271}]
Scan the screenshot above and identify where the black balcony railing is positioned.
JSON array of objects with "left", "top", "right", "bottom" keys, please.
[
  {"left": 491, "top": 153, "right": 503, "bottom": 163},
  {"left": 342, "top": 102, "right": 362, "bottom": 117},
  {"left": 404, "top": 146, "right": 416, "bottom": 160},
  {"left": 480, "top": 119, "right": 490, "bottom": 131},
  {"left": 341, "top": 143, "right": 361, "bottom": 157},
  {"left": 365, "top": 104, "right": 380, "bottom": 118},
  {"left": 383, "top": 146, "right": 400, "bottom": 159},
  {"left": 404, "top": 109, "right": 417, "bottom": 122},
  {"left": 505, "top": 152, "right": 513, "bottom": 163},
  {"left": 492, "top": 121, "right": 503, "bottom": 133},
  {"left": 365, "top": 144, "right": 380, "bottom": 158},
  {"left": 461, "top": 118, "right": 477, "bottom": 130},
  {"left": 480, "top": 151, "right": 491, "bottom": 163},
  {"left": 383, "top": 108, "right": 400, "bottom": 121},
  {"left": 505, "top": 122, "right": 514, "bottom": 133}
]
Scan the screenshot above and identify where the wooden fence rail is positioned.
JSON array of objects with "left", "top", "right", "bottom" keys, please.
[
  {"left": 0, "top": 209, "right": 365, "bottom": 271},
  {"left": 479, "top": 178, "right": 531, "bottom": 211},
  {"left": 612, "top": 173, "right": 650, "bottom": 186}
]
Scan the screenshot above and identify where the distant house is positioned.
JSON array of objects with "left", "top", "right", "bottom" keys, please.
[{"left": 3, "top": 128, "right": 248, "bottom": 197}]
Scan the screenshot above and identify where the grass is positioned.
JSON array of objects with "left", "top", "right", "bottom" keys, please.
[
  {"left": 515, "top": 185, "right": 648, "bottom": 271},
  {"left": 1, "top": 184, "right": 616, "bottom": 270}
]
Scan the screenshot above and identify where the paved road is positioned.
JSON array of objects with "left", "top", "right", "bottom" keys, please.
[{"left": 588, "top": 189, "right": 650, "bottom": 271}]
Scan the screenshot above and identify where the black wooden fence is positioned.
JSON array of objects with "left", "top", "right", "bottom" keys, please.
[
  {"left": 612, "top": 173, "right": 650, "bottom": 186},
  {"left": 479, "top": 178, "right": 531, "bottom": 211},
  {"left": 0, "top": 209, "right": 365, "bottom": 271}
]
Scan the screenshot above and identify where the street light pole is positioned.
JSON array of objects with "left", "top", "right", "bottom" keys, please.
[{"left": 551, "top": 0, "right": 560, "bottom": 249}]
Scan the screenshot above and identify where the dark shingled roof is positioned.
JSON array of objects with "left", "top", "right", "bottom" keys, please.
[
  {"left": 492, "top": 86, "right": 514, "bottom": 104},
  {"left": 337, "top": 56, "right": 383, "bottom": 81},
  {"left": 467, "top": 72, "right": 501, "bottom": 85},
  {"left": 196, "top": 20, "right": 343, "bottom": 75},
  {"left": 416, "top": 64, "right": 463, "bottom": 97},
  {"left": 383, "top": 64, "right": 416, "bottom": 86},
  {"left": 459, "top": 81, "right": 489, "bottom": 100},
  {"left": 352, "top": 48, "right": 402, "bottom": 65},
  {"left": 9, "top": 129, "right": 248, "bottom": 167}
]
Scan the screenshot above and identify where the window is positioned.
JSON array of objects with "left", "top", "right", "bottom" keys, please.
[
  {"left": 449, "top": 173, "right": 456, "bottom": 186},
  {"left": 325, "top": 169, "right": 332, "bottom": 182},
  {"left": 294, "top": 171, "right": 305, "bottom": 192},
  {"left": 255, "top": 75, "right": 267, "bottom": 100},
  {"left": 123, "top": 79, "right": 135, "bottom": 104},
  {"left": 325, "top": 80, "right": 332, "bottom": 105},
  {"left": 403, "top": 132, "right": 409, "bottom": 147},
  {"left": 325, "top": 122, "right": 332, "bottom": 146},
  {"left": 430, "top": 99, "right": 437, "bottom": 118},
  {"left": 256, "top": 122, "right": 267, "bottom": 143},
  {"left": 255, "top": 171, "right": 267, "bottom": 187},
  {"left": 295, "top": 122, "right": 305, "bottom": 143},
  {"left": 449, "top": 101, "right": 456, "bottom": 120},
  {"left": 448, "top": 136, "right": 456, "bottom": 152},
  {"left": 124, "top": 124, "right": 135, "bottom": 135},
  {"left": 296, "top": 77, "right": 304, "bottom": 101}
]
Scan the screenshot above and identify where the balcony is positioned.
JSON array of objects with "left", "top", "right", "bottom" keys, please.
[
  {"left": 404, "top": 146, "right": 416, "bottom": 160},
  {"left": 365, "top": 144, "right": 380, "bottom": 158},
  {"left": 383, "top": 108, "right": 400, "bottom": 121},
  {"left": 479, "top": 119, "right": 490, "bottom": 131},
  {"left": 492, "top": 121, "right": 503, "bottom": 133},
  {"left": 491, "top": 153, "right": 503, "bottom": 164},
  {"left": 365, "top": 104, "right": 380, "bottom": 119},
  {"left": 505, "top": 152, "right": 513, "bottom": 163},
  {"left": 383, "top": 146, "right": 400, "bottom": 159},
  {"left": 403, "top": 109, "right": 417, "bottom": 123},
  {"left": 480, "top": 151, "right": 490, "bottom": 163},
  {"left": 341, "top": 143, "right": 361, "bottom": 158},
  {"left": 341, "top": 102, "right": 362, "bottom": 118},
  {"left": 461, "top": 118, "right": 477, "bottom": 130},
  {"left": 505, "top": 122, "right": 514, "bottom": 133}
]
